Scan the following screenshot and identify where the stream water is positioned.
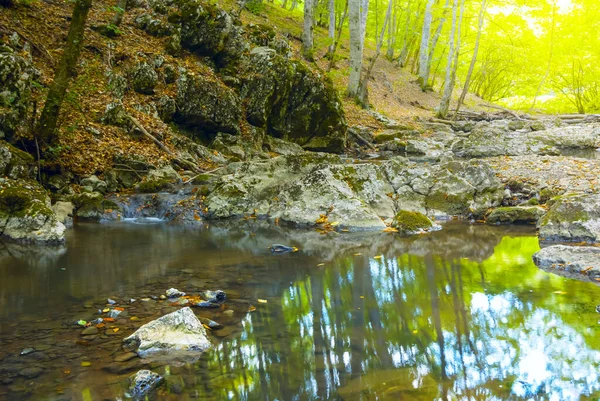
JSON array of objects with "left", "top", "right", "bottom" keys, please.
[{"left": 2, "top": 221, "right": 600, "bottom": 400}]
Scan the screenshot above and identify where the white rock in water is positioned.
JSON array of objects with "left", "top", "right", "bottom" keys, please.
[
  {"left": 166, "top": 288, "right": 185, "bottom": 298},
  {"left": 123, "top": 307, "right": 211, "bottom": 357},
  {"left": 126, "top": 369, "right": 163, "bottom": 399}
]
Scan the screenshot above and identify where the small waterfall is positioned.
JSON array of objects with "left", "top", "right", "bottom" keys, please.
[{"left": 107, "top": 189, "right": 193, "bottom": 224}]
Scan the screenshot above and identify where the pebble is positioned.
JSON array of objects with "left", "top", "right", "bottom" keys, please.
[
  {"left": 114, "top": 352, "right": 138, "bottom": 362},
  {"left": 20, "top": 348, "right": 35, "bottom": 356},
  {"left": 19, "top": 367, "right": 43, "bottom": 379},
  {"left": 81, "top": 326, "right": 99, "bottom": 336},
  {"left": 107, "top": 299, "right": 117, "bottom": 305}
]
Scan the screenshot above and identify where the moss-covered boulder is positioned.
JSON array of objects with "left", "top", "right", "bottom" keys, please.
[
  {"left": 240, "top": 47, "right": 346, "bottom": 152},
  {"left": 179, "top": 0, "right": 247, "bottom": 68},
  {"left": 175, "top": 71, "right": 241, "bottom": 135},
  {"left": 486, "top": 206, "right": 546, "bottom": 225},
  {"left": 391, "top": 210, "right": 437, "bottom": 235},
  {"left": 131, "top": 62, "right": 159, "bottom": 95},
  {"left": 0, "top": 179, "right": 65, "bottom": 243},
  {"left": 538, "top": 194, "right": 600, "bottom": 243},
  {"left": 0, "top": 140, "right": 36, "bottom": 179},
  {"left": 136, "top": 165, "right": 181, "bottom": 193},
  {"left": 73, "top": 192, "right": 121, "bottom": 221},
  {"left": 0, "top": 47, "right": 37, "bottom": 139}
]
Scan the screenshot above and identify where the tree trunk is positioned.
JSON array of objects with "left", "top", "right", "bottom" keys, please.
[
  {"left": 281, "top": 0, "right": 288, "bottom": 8},
  {"left": 111, "top": 0, "right": 127, "bottom": 27},
  {"left": 290, "top": 0, "right": 298, "bottom": 11},
  {"left": 397, "top": 0, "right": 413, "bottom": 67},
  {"left": 347, "top": 0, "right": 362, "bottom": 97},
  {"left": 455, "top": 0, "right": 487, "bottom": 115},
  {"left": 302, "top": 0, "right": 315, "bottom": 60},
  {"left": 359, "top": 0, "right": 369, "bottom": 52},
  {"left": 529, "top": 0, "right": 556, "bottom": 112},
  {"left": 436, "top": 0, "right": 462, "bottom": 118},
  {"left": 327, "top": 0, "right": 348, "bottom": 70},
  {"left": 357, "top": 0, "right": 392, "bottom": 106},
  {"left": 426, "top": 0, "right": 450, "bottom": 82},
  {"left": 37, "top": 0, "right": 92, "bottom": 145},
  {"left": 417, "top": 0, "right": 435, "bottom": 90},
  {"left": 386, "top": 2, "right": 397, "bottom": 60},
  {"left": 328, "top": 0, "right": 335, "bottom": 53}
]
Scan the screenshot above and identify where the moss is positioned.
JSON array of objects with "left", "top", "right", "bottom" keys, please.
[
  {"left": 0, "top": 179, "right": 53, "bottom": 218},
  {"left": 486, "top": 206, "right": 544, "bottom": 225},
  {"left": 138, "top": 178, "right": 172, "bottom": 193},
  {"left": 540, "top": 196, "right": 590, "bottom": 227},
  {"left": 425, "top": 191, "right": 471, "bottom": 216},
  {"left": 392, "top": 210, "right": 433, "bottom": 233}
]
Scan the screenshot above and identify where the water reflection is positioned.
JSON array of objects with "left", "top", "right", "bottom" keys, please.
[{"left": 1, "top": 222, "right": 600, "bottom": 400}]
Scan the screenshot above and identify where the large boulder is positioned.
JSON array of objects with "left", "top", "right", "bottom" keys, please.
[
  {"left": 487, "top": 206, "right": 546, "bottom": 225},
  {"left": 538, "top": 194, "right": 600, "bottom": 242},
  {"left": 123, "top": 307, "right": 212, "bottom": 358},
  {"left": 533, "top": 245, "right": 600, "bottom": 283},
  {"left": 0, "top": 179, "right": 66, "bottom": 243},
  {"left": 240, "top": 47, "right": 346, "bottom": 152},
  {"left": 0, "top": 140, "right": 36, "bottom": 179},
  {"left": 175, "top": 71, "right": 241, "bottom": 135},
  {"left": 0, "top": 47, "right": 37, "bottom": 139},
  {"left": 392, "top": 210, "right": 438, "bottom": 235},
  {"left": 131, "top": 62, "right": 158, "bottom": 95},
  {"left": 179, "top": 0, "right": 247, "bottom": 68}
]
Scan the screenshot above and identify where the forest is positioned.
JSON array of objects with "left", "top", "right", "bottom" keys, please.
[{"left": 287, "top": 0, "right": 599, "bottom": 115}]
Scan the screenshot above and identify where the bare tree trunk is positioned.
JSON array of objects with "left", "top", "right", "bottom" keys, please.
[
  {"left": 437, "top": 0, "right": 464, "bottom": 118},
  {"left": 359, "top": 0, "right": 369, "bottom": 52},
  {"left": 327, "top": 0, "right": 348, "bottom": 70},
  {"left": 290, "top": 0, "right": 298, "bottom": 11},
  {"left": 357, "top": 0, "right": 392, "bottom": 106},
  {"left": 386, "top": 1, "right": 397, "bottom": 60},
  {"left": 417, "top": 0, "right": 435, "bottom": 90},
  {"left": 426, "top": 0, "right": 450, "bottom": 81},
  {"left": 281, "top": 0, "right": 288, "bottom": 8},
  {"left": 111, "top": 0, "right": 127, "bottom": 27},
  {"left": 347, "top": 0, "right": 362, "bottom": 97},
  {"left": 37, "top": 0, "right": 93, "bottom": 145},
  {"left": 397, "top": 0, "right": 413, "bottom": 67},
  {"left": 529, "top": 0, "right": 556, "bottom": 113},
  {"left": 455, "top": 0, "right": 487, "bottom": 115},
  {"left": 328, "top": 0, "right": 335, "bottom": 53},
  {"left": 302, "top": 0, "right": 315, "bottom": 60}
]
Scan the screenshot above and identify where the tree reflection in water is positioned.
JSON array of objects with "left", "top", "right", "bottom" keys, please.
[{"left": 200, "top": 235, "right": 600, "bottom": 400}]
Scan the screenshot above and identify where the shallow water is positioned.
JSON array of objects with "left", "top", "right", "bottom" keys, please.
[{"left": 2, "top": 221, "right": 600, "bottom": 400}]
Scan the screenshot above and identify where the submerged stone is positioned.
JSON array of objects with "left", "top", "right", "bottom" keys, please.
[
  {"left": 391, "top": 210, "right": 439, "bottom": 235},
  {"left": 486, "top": 206, "right": 546, "bottom": 225},
  {"left": 533, "top": 245, "right": 600, "bottom": 283},
  {"left": 126, "top": 369, "right": 163, "bottom": 399},
  {"left": 538, "top": 194, "right": 600, "bottom": 243}
]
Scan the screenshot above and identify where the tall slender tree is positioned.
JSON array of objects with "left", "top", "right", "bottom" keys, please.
[
  {"left": 417, "top": 0, "right": 435, "bottom": 90},
  {"left": 328, "top": 0, "right": 336, "bottom": 54},
  {"left": 347, "top": 0, "right": 363, "bottom": 97},
  {"left": 455, "top": 0, "right": 488, "bottom": 114},
  {"left": 437, "top": 0, "right": 464, "bottom": 118},
  {"left": 37, "top": 0, "right": 93, "bottom": 144},
  {"left": 302, "top": 0, "right": 315, "bottom": 60}
]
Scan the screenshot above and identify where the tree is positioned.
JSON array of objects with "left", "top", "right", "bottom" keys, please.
[
  {"left": 37, "top": 0, "right": 93, "bottom": 145},
  {"left": 357, "top": 0, "right": 393, "bottom": 106},
  {"left": 417, "top": 0, "right": 435, "bottom": 90},
  {"left": 347, "top": 0, "right": 362, "bottom": 97},
  {"left": 437, "top": 0, "right": 464, "bottom": 118},
  {"left": 455, "top": 0, "right": 487, "bottom": 114},
  {"left": 302, "top": 0, "right": 315, "bottom": 59},
  {"left": 529, "top": 0, "right": 557, "bottom": 112},
  {"left": 328, "top": 0, "right": 336, "bottom": 54}
]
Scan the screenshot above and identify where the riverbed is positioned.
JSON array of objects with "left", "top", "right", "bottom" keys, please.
[{"left": 1, "top": 221, "right": 600, "bottom": 400}]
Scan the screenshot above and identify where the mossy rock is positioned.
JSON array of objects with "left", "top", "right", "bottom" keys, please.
[
  {"left": 538, "top": 194, "right": 600, "bottom": 242},
  {"left": 138, "top": 178, "right": 172, "bottom": 193},
  {"left": 73, "top": 192, "right": 121, "bottom": 221},
  {"left": 0, "top": 179, "right": 50, "bottom": 217},
  {"left": 486, "top": 206, "right": 545, "bottom": 225},
  {"left": 392, "top": 210, "right": 434, "bottom": 234}
]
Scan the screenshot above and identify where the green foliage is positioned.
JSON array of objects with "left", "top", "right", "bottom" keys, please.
[{"left": 245, "top": 0, "right": 265, "bottom": 15}]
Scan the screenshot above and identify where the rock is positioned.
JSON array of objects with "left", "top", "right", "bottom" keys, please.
[
  {"left": 538, "top": 194, "right": 600, "bottom": 243},
  {"left": 0, "top": 141, "right": 36, "bottom": 179},
  {"left": 131, "top": 62, "right": 158, "bottom": 95},
  {"left": 486, "top": 206, "right": 546, "bottom": 225},
  {"left": 123, "top": 307, "right": 212, "bottom": 357},
  {"left": 18, "top": 367, "right": 43, "bottom": 379},
  {"left": 262, "top": 136, "right": 305, "bottom": 156},
  {"left": 391, "top": 210, "right": 439, "bottom": 235},
  {"left": 126, "top": 370, "right": 163, "bottom": 399},
  {"left": 201, "top": 290, "right": 226, "bottom": 303},
  {"left": 81, "top": 175, "right": 108, "bottom": 194},
  {"left": 137, "top": 165, "right": 181, "bottom": 193},
  {"left": 81, "top": 326, "right": 98, "bottom": 336},
  {"left": 51, "top": 201, "right": 74, "bottom": 228},
  {"left": 0, "top": 179, "right": 65, "bottom": 243},
  {"left": 73, "top": 192, "right": 120, "bottom": 221},
  {"left": 162, "top": 64, "right": 178, "bottom": 84},
  {"left": 114, "top": 352, "right": 138, "bottom": 363},
  {"left": 199, "top": 318, "right": 223, "bottom": 330},
  {"left": 246, "top": 24, "right": 292, "bottom": 57},
  {"left": 155, "top": 95, "right": 176, "bottom": 122},
  {"left": 240, "top": 48, "right": 346, "bottom": 152},
  {"left": 179, "top": 0, "right": 247, "bottom": 68},
  {"left": 533, "top": 245, "right": 600, "bottom": 282},
  {"left": 270, "top": 244, "right": 295, "bottom": 253},
  {"left": 107, "top": 72, "right": 128, "bottom": 99},
  {"left": 134, "top": 13, "right": 174, "bottom": 37},
  {"left": 165, "top": 288, "right": 185, "bottom": 298},
  {"left": 102, "top": 101, "right": 132, "bottom": 129},
  {"left": 0, "top": 50, "right": 38, "bottom": 139},
  {"left": 175, "top": 71, "right": 241, "bottom": 135}
]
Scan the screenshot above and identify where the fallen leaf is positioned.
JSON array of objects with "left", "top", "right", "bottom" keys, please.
[
  {"left": 383, "top": 227, "right": 398, "bottom": 233},
  {"left": 77, "top": 320, "right": 87, "bottom": 327},
  {"left": 81, "top": 361, "right": 91, "bottom": 367},
  {"left": 317, "top": 263, "right": 325, "bottom": 267},
  {"left": 553, "top": 291, "right": 567, "bottom": 295},
  {"left": 102, "top": 308, "right": 110, "bottom": 313},
  {"left": 112, "top": 328, "right": 119, "bottom": 333},
  {"left": 248, "top": 306, "right": 256, "bottom": 312},
  {"left": 130, "top": 316, "right": 139, "bottom": 321},
  {"left": 114, "top": 307, "right": 124, "bottom": 312},
  {"left": 374, "top": 255, "right": 383, "bottom": 259},
  {"left": 257, "top": 299, "right": 268, "bottom": 304},
  {"left": 353, "top": 253, "right": 362, "bottom": 256},
  {"left": 103, "top": 318, "right": 115, "bottom": 322},
  {"left": 96, "top": 323, "right": 105, "bottom": 329}
]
